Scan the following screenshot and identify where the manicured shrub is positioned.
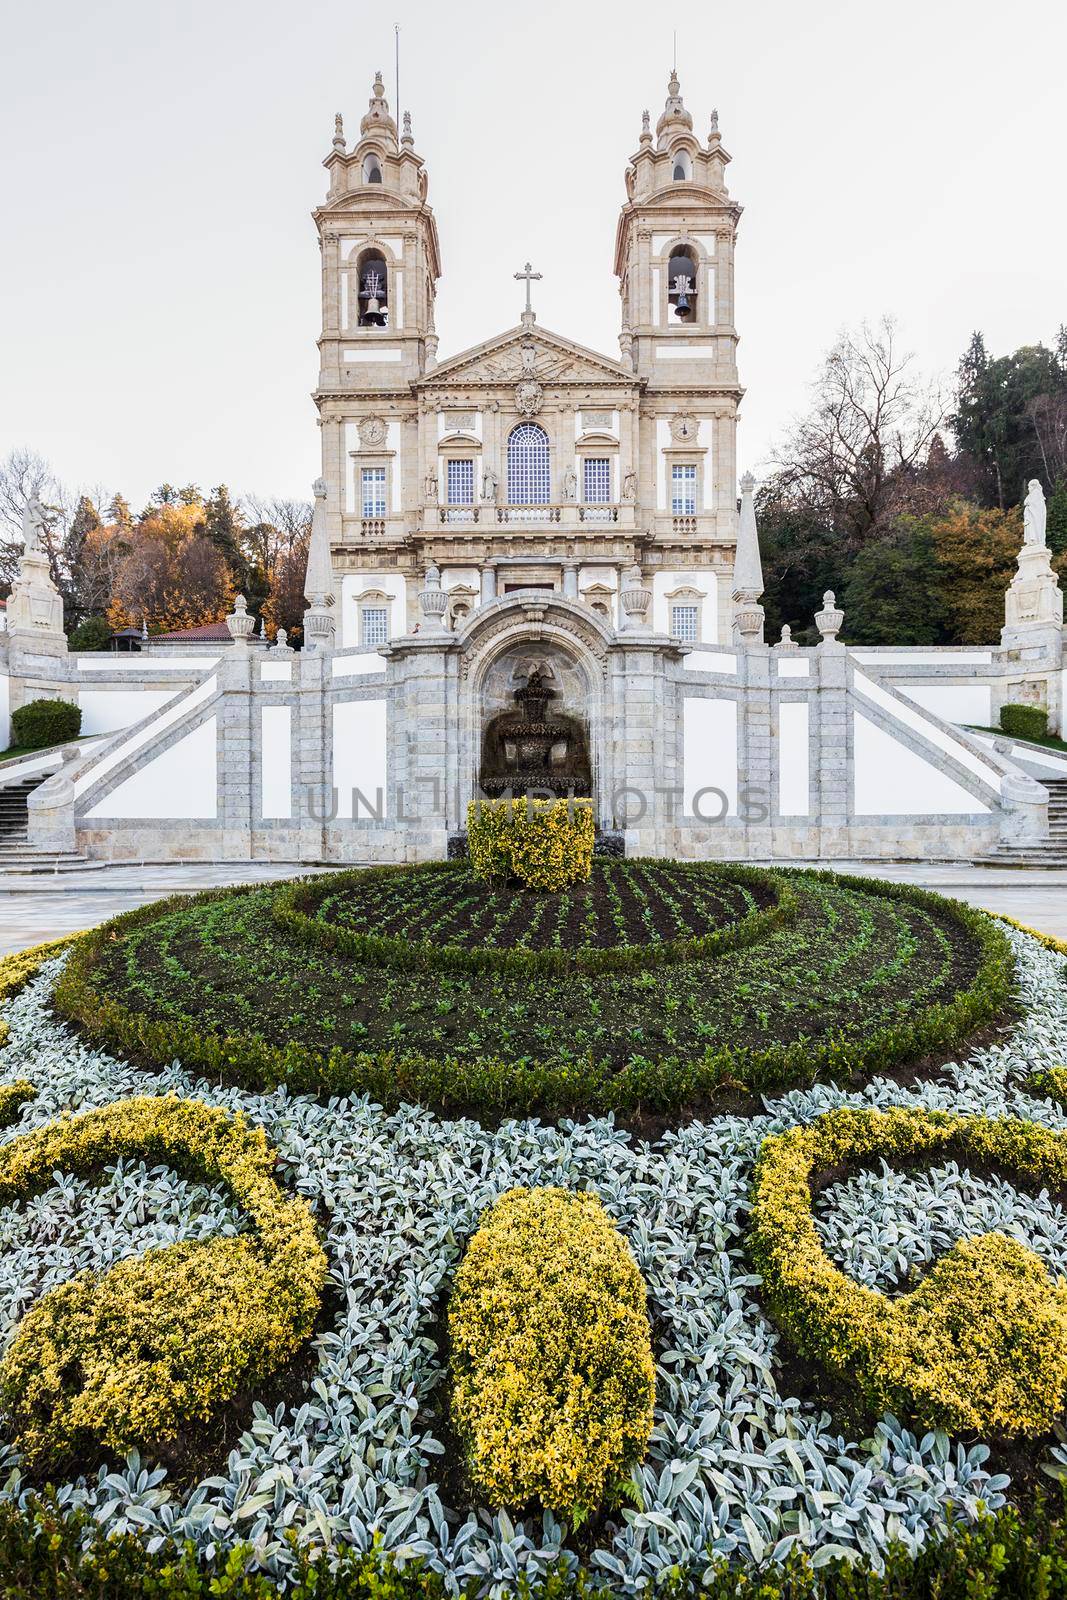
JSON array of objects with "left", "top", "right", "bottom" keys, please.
[
  {"left": 67, "top": 614, "right": 113, "bottom": 651},
  {"left": 52, "top": 872, "right": 1015, "bottom": 1119},
  {"left": 750, "top": 1105, "right": 1067, "bottom": 1437},
  {"left": 272, "top": 860, "right": 794, "bottom": 978},
  {"left": 1000, "top": 701, "right": 1049, "bottom": 741},
  {"left": 0, "top": 1094, "right": 326, "bottom": 1470},
  {"left": 9, "top": 696, "right": 81, "bottom": 751},
  {"left": 449, "top": 1186, "right": 655, "bottom": 1517},
  {"left": 467, "top": 797, "right": 595, "bottom": 890}
]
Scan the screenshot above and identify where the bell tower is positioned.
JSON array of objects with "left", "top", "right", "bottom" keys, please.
[
  {"left": 614, "top": 73, "right": 741, "bottom": 390},
  {"left": 314, "top": 73, "right": 442, "bottom": 392}
]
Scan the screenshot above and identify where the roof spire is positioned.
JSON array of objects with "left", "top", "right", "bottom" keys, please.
[
  {"left": 656, "top": 68, "right": 693, "bottom": 144},
  {"left": 360, "top": 70, "right": 397, "bottom": 141},
  {"left": 332, "top": 112, "right": 345, "bottom": 152}
]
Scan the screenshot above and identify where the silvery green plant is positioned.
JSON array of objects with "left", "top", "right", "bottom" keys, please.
[{"left": 0, "top": 927, "right": 1061, "bottom": 1590}]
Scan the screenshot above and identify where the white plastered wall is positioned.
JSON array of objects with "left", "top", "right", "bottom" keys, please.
[
  {"left": 332, "top": 699, "right": 388, "bottom": 819},
  {"left": 683, "top": 697, "right": 737, "bottom": 818},
  {"left": 652, "top": 571, "right": 719, "bottom": 644},
  {"left": 260, "top": 705, "right": 293, "bottom": 820},
  {"left": 83, "top": 717, "right": 218, "bottom": 820},
  {"left": 852, "top": 712, "right": 992, "bottom": 816},
  {"left": 78, "top": 690, "right": 176, "bottom": 736},
  {"left": 340, "top": 573, "right": 408, "bottom": 649},
  {"left": 778, "top": 701, "right": 810, "bottom": 816}
]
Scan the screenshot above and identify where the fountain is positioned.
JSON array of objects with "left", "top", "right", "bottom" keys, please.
[{"left": 480, "top": 669, "right": 591, "bottom": 797}]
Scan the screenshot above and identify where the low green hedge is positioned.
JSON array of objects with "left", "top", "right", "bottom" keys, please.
[
  {"left": 271, "top": 861, "right": 796, "bottom": 978},
  {"left": 1000, "top": 702, "right": 1049, "bottom": 741},
  {"left": 5, "top": 1492, "right": 1067, "bottom": 1597},
  {"left": 51, "top": 872, "right": 1015, "bottom": 1118},
  {"left": 10, "top": 697, "right": 81, "bottom": 751},
  {"left": 750, "top": 1105, "right": 1067, "bottom": 1437},
  {"left": 449, "top": 1186, "right": 655, "bottom": 1518}
]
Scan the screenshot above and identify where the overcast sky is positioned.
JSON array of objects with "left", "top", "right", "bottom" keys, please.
[{"left": 1, "top": 0, "right": 1064, "bottom": 514}]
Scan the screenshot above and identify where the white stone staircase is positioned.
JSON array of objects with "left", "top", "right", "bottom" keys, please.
[
  {"left": 0, "top": 763, "right": 91, "bottom": 873},
  {"left": 980, "top": 776, "right": 1067, "bottom": 867}
]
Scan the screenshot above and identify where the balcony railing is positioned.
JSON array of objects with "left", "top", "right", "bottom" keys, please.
[
  {"left": 360, "top": 518, "right": 386, "bottom": 538},
  {"left": 672, "top": 515, "right": 698, "bottom": 535},
  {"left": 428, "top": 503, "right": 624, "bottom": 528}
]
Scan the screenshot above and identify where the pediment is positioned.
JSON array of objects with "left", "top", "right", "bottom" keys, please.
[{"left": 421, "top": 325, "right": 639, "bottom": 389}]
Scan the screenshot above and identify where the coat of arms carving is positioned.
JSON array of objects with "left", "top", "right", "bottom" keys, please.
[{"left": 515, "top": 380, "right": 544, "bottom": 417}]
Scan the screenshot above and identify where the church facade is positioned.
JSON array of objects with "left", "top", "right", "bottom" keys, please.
[{"left": 1, "top": 73, "right": 1064, "bottom": 868}]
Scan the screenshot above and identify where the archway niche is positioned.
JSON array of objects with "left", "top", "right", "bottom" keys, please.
[{"left": 478, "top": 644, "right": 593, "bottom": 799}]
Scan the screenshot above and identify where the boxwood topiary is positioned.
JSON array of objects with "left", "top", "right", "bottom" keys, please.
[
  {"left": 1000, "top": 702, "right": 1049, "bottom": 742},
  {"left": 10, "top": 697, "right": 81, "bottom": 751},
  {"left": 448, "top": 1185, "right": 655, "bottom": 1518}
]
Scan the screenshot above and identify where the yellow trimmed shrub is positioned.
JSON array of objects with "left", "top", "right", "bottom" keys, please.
[
  {"left": 750, "top": 1106, "right": 1067, "bottom": 1437},
  {"left": 448, "top": 1185, "right": 655, "bottom": 1517},
  {"left": 467, "top": 798, "right": 595, "bottom": 891},
  {"left": 0, "top": 1095, "right": 326, "bottom": 1469}
]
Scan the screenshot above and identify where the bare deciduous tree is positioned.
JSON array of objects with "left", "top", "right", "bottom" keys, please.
[
  {"left": 0, "top": 447, "right": 70, "bottom": 589},
  {"left": 774, "top": 318, "right": 946, "bottom": 549}
]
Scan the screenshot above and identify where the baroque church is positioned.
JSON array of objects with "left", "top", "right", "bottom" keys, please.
[
  {"left": 2, "top": 71, "right": 1062, "bottom": 867},
  {"left": 311, "top": 70, "right": 742, "bottom": 655}
]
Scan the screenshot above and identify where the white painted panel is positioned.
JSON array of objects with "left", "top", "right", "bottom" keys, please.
[
  {"left": 691, "top": 233, "right": 716, "bottom": 253},
  {"left": 342, "top": 347, "right": 403, "bottom": 362},
  {"left": 777, "top": 659, "right": 810, "bottom": 678},
  {"left": 705, "top": 265, "right": 716, "bottom": 317},
  {"left": 441, "top": 568, "right": 480, "bottom": 590},
  {"left": 386, "top": 420, "right": 401, "bottom": 511},
  {"left": 698, "top": 417, "right": 714, "bottom": 509},
  {"left": 578, "top": 565, "right": 619, "bottom": 628},
  {"left": 651, "top": 233, "right": 676, "bottom": 253},
  {"left": 260, "top": 662, "right": 292, "bottom": 683},
  {"left": 683, "top": 697, "right": 737, "bottom": 818},
  {"left": 333, "top": 699, "right": 387, "bottom": 819},
  {"left": 73, "top": 676, "right": 218, "bottom": 800},
  {"left": 340, "top": 573, "right": 407, "bottom": 649},
  {"left": 377, "top": 235, "right": 404, "bottom": 255},
  {"left": 852, "top": 712, "right": 991, "bottom": 816},
  {"left": 260, "top": 705, "right": 292, "bottom": 819},
  {"left": 79, "top": 690, "right": 175, "bottom": 735},
  {"left": 393, "top": 271, "right": 403, "bottom": 329},
  {"left": 331, "top": 653, "right": 387, "bottom": 677},
  {"left": 341, "top": 273, "right": 348, "bottom": 328},
  {"left": 339, "top": 237, "right": 366, "bottom": 260},
  {"left": 0, "top": 672, "right": 8, "bottom": 751},
  {"left": 85, "top": 717, "right": 217, "bottom": 820},
  {"left": 852, "top": 651, "right": 993, "bottom": 666},
  {"left": 77, "top": 656, "right": 220, "bottom": 671},
  {"left": 652, "top": 266, "right": 662, "bottom": 326},
  {"left": 655, "top": 344, "right": 707, "bottom": 360},
  {"left": 778, "top": 702, "right": 810, "bottom": 816},
  {"left": 852, "top": 670, "right": 1001, "bottom": 791},
  {"left": 682, "top": 650, "right": 736, "bottom": 673},
  {"left": 899, "top": 684, "right": 992, "bottom": 726}
]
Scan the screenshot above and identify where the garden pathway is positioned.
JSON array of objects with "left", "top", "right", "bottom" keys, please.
[{"left": 0, "top": 859, "right": 1063, "bottom": 956}]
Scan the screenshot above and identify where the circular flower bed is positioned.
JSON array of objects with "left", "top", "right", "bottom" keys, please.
[
  {"left": 52, "top": 866, "right": 1012, "bottom": 1117},
  {"left": 0, "top": 873, "right": 1063, "bottom": 1596}
]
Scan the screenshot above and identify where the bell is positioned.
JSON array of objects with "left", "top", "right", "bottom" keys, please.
[
  {"left": 359, "top": 269, "right": 387, "bottom": 327},
  {"left": 673, "top": 273, "right": 692, "bottom": 318}
]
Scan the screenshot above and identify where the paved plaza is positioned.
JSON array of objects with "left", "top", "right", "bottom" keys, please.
[{"left": 0, "top": 859, "right": 1063, "bottom": 957}]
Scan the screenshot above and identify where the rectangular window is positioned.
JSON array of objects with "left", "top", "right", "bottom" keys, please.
[
  {"left": 583, "top": 457, "right": 611, "bottom": 503},
  {"left": 671, "top": 603, "right": 699, "bottom": 642},
  {"left": 446, "top": 459, "right": 474, "bottom": 505},
  {"left": 360, "top": 605, "right": 389, "bottom": 647},
  {"left": 361, "top": 467, "right": 386, "bottom": 519},
  {"left": 671, "top": 463, "right": 697, "bottom": 515}
]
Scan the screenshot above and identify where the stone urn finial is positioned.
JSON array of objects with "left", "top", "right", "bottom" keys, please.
[
  {"left": 226, "top": 593, "right": 256, "bottom": 649},
  {"left": 419, "top": 562, "right": 449, "bottom": 629},
  {"left": 619, "top": 564, "right": 652, "bottom": 631},
  {"left": 274, "top": 626, "right": 294, "bottom": 656},
  {"left": 775, "top": 623, "right": 800, "bottom": 653},
  {"left": 815, "top": 590, "right": 844, "bottom": 643}
]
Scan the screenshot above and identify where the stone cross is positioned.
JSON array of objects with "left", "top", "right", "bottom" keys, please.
[{"left": 514, "top": 261, "right": 542, "bottom": 319}]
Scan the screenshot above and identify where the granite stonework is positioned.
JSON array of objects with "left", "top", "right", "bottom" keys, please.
[{"left": 2, "top": 77, "right": 1064, "bottom": 868}]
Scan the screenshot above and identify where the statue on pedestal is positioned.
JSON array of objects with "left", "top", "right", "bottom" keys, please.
[
  {"left": 21, "top": 494, "right": 48, "bottom": 556},
  {"left": 1023, "top": 480, "right": 1047, "bottom": 548}
]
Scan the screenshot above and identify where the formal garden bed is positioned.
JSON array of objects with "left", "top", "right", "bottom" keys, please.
[{"left": 0, "top": 836, "right": 1066, "bottom": 1596}]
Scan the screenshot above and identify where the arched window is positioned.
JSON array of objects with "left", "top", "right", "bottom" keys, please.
[
  {"left": 507, "top": 423, "right": 550, "bottom": 505},
  {"left": 672, "top": 149, "right": 692, "bottom": 182},
  {"left": 668, "top": 247, "right": 698, "bottom": 321},
  {"left": 357, "top": 249, "right": 388, "bottom": 326},
  {"left": 363, "top": 153, "right": 383, "bottom": 184}
]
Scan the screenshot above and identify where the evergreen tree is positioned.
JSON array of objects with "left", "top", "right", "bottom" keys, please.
[
  {"left": 1047, "top": 477, "right": 1067, "bottom": 556},
  {"left": 840, "top": 522, "right": 947, "bottom": 645}
]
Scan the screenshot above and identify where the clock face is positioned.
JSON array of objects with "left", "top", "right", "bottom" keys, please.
[{"left": 671, "top": 413, "right": 696, "bottom": 442}]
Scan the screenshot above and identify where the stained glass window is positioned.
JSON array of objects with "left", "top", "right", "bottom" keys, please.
[{"left": 507, "top": 424, "right": 550, "bottom": 505}]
